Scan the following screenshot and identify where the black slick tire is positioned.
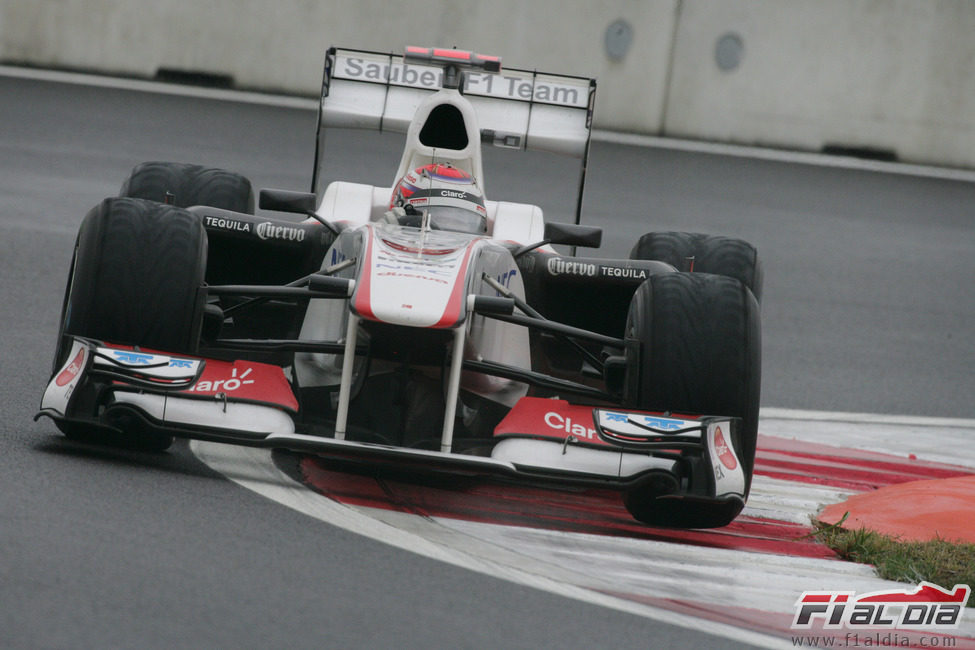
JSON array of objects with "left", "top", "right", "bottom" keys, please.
[
  {"left": 53, "top": 197, "right": 208, "bottom": 451},
  {"left": 623, "top": 272, "right": 761, "bottom": 528},
  {"left": 120, "top": 161, "right": 254, "bottom": 213},
  {"left": 630, "top": 231, "right": 763, "bottom": 302}
]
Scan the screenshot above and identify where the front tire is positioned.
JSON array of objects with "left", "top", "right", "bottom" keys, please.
[
  {"left": 53, "top": 197, "right": 208, "bottom": 451},
  {"left": 623, "top": 272, "right": 761, "bottom": 527}
]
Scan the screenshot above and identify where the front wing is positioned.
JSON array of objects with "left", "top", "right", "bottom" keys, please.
[{"left": 39, "top": 337, "right": 746, "bottom": 502}]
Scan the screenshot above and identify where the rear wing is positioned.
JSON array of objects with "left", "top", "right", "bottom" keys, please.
[{"left": 311, "top": 47, "right": 596, "bottom": 223}]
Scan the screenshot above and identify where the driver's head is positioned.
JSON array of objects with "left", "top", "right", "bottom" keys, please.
[{"left": 389, "top": 163, "right": 487, "bottom": 234}]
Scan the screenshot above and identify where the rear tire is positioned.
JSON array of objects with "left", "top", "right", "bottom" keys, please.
[
  {"left": 120, "top": 161, "right": 254, "bottom": 214},
  {"left": 623, "top": 272, "right": 761, "bottom": 528},
  {"left": 53, "top": 197, "right": 208, "bottom": 451},
  {"left": 630, "top": 231, "right": 763, "bottom": 302}
]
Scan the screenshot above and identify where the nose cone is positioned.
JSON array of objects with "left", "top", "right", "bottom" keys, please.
[{"left": 352, "top": 224, "right": 481, "bottom": 328}]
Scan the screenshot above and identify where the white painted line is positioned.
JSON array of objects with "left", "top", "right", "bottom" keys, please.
[
  {"left": 762, "top": 407, "right": 975, "bottom": 429},
  {"left": 760, "top": 408, "right": 975, "bottom": 470},
  {"left": 190, "top": 438, "right": 975, "bottom": 642},
  {"left": 743, "top": 475, "right": 858, "bottom": 525},
  {"left": 426, "top": 514, "right": 884, "bottom": 614},
  {"left": 4, "top": 64, "right": 975, "bottom": 183},
  {"left": 190, "top": 439, "right": 783, "bottom": 649},
  {"left": 189, "top": 408, "right": 975, "bottom": 643}
]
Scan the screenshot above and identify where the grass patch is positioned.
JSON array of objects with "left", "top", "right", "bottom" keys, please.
[{"left": 812, "top": 516, "right": 975, "bottom": 607}]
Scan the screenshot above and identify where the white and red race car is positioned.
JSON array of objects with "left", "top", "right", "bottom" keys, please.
[{"left": 38, "top": 47, "right": 762, "bottom": 528}]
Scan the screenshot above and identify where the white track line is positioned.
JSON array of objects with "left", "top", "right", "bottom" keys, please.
[
  {"left": 190, "top": 439, "right": 783, "bottom": 649},
  {"left": 743, "top": 474, "right": 858, "bottom": 525},
  {"left": 762, "top": 407, "right": 975, "bottom": 429},
  {"left": 760, "top": 408, "right": 975, "bottom": 471},
  {"left": 5, "top": 64, "right": 975, "bottom": 183},
  {"left": 191, "top": 408, "right": 975, "bottom": 644}
]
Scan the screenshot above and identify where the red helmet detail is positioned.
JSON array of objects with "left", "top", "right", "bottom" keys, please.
[{"left": 390, "top": 163, "right": 486, "bottom": 234}]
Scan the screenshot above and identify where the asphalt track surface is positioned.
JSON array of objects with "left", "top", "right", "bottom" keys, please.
[{"left": 2, "top": 73, "right": 973, "bottom": 648}]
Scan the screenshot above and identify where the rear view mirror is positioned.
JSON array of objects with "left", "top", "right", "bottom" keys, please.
[
  {"left": 513, "top": 222, "right": 603, "bottom": 258},
  {"left": 259, "top": 189, "right": 317, "bottom": 215},
  {"left": 543, "top": 222, "right": 603, "bottom": 249}
]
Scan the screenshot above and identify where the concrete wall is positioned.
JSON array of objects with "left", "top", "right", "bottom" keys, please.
[
  {"left": 0, "top": 1, "right": 678, "bottom": 134},
  {"left": 3, "top": 0, "right": 974, "bottom": 168},
  {"left": 666, "top": 0, "right": 975, "bottom": 169}
]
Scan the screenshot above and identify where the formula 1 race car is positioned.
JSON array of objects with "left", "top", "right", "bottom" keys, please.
[{"left": 38, "top": 47, "right": 762, "bottom": 528}]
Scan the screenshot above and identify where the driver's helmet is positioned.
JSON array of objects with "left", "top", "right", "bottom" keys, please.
[{"left": 389, "top": 163, "right": 487, "bottom": 234}]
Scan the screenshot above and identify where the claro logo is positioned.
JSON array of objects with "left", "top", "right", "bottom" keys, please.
[
  {"left": 544, "top": 411, "right": 597, "bottom": 440},
  {"left": 55, "top": 348, "right": 86, "bottom": 387},
  {"left": 713, "top": 426, "right": 738, "bottom": 470},
  {"left": 256, "top": 222, "right": 306, "bottom": 242},
  {"left": 186, "top": 367, "right": 255, "bottom": 393}
]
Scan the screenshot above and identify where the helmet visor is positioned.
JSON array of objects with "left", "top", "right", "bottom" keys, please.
[{"left": 425, "top": 206, "right": 487, "bottom": 234}]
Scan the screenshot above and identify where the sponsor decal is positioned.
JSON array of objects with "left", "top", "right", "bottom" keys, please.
[
  {"left": 464, "top": 71, "right": 584, "bottom": 107},
  {"left": 91, "top": 347, "right": 203, "bottom": 386},
  {"left": 374, "top": 253, "right": 455, "bottom": 285},
  {"left": 379, "top": 238, "right": 458, "bottom": 257},
  {"left": 545, "top": 259, "right": 647, "bottom": 281},
  {"left": 335, "top": 54, "right": 588, "bottom": 108},
  {"left": 713, "top": 426, "right": 738, "bottom": 470},
  {"left": 544, "top": 411, "right": 598, "bottom": 442},
  {"left": 55, "top": 347, "right": 86, "bottom": 387},
  {"left": 498, "top": 399, "right": 707, "bottom": 448},
  {"left": 204, "top": 215, "right": 250, "bottom": 233},
  {"left": 375, "top": 258, "right": 455, "bottom": 277},
  {"left": 186, "top": 366, "right": 255, "bottom": 393},
  {"left": 494, "top": 397, "right": 612, "bottom": 447},
  {"left": 341, "top": 56, "right": 442, "bottom": 90},
  {"left": 105, "top": 350, "right": 195, "bottom": 369},
  {"left": 493, "top": 269, "right": 517, "bottom": 295},
  {"left": 596, "top": 409, "right": 708, "bottom": 450},
  {"left": 792, "top": 583, "right": 970, "bottom": 631},
  {"left": 182, "top": 360, "right": 299, "bottom": 412},
  {"left": 110, "top": 350, "right": 156, "bottom": 365},
  {"left": 546, "top": 258, "right": 597, "bottom": 278},
  {"left": 379, "top": 235, "right": 463, "bottom": 256},
  {"left": 599, "top": 265, "right": 647, "bottom": 280},
  {"left": 256, "top": 221, "right": 306, "bottom": 242},
  {"left": 705, "top": 420, "right": 745, "bottom": 495},
  {"left": 602, "top": 411, "right": 685, "bottom": 431}
]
